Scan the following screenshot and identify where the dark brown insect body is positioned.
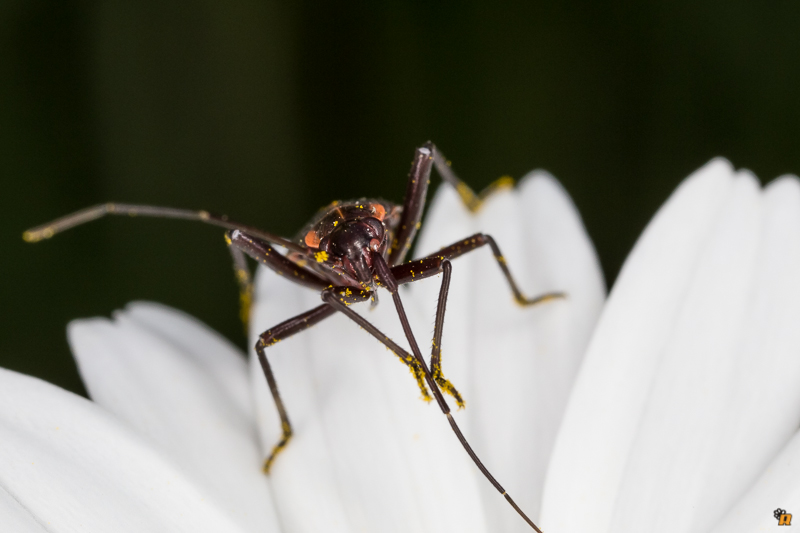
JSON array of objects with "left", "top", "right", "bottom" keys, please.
[
  {"left": 294, "top": 199, "right": 400, "bottom": 292},
  {"left": 24, "top": 142, "right": 563, "bottom": 533}
]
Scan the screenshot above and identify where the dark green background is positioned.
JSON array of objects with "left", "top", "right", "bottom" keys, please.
[{"left": 3, "top": 1, "right": 800, "bottom": 395}]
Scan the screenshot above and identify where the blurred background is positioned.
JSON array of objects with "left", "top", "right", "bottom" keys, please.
[{"left": 2, "top": 0, "right": 800, "bottom": 395}]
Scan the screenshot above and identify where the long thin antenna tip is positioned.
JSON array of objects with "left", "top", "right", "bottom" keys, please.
[{"left": 22, "top": 229, "right": 50, "bottom": 243}]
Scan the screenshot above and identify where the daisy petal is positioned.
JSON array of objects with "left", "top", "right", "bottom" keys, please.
[
  {"left": 68, "top": 302, "right": 279, "bottom": 533},
  {"left": 691, "top": 175, "right": 800, "bottom": 530},
  {"left": 461, "top": 174, "right": 605, "bottom": 531},
  {"left": 121, "top": 301, "right": 255, "bottom": 418},
  {"left": 0, "top": 368, "right": 249, "bottom": 532},
  {"left": 608, "top": 171, "right": 763, "bottom": 533},
  {"left": 540, "top": 158, "right": 737, "bottom": 533},
  {"left": 0, "top": 485, "right": 47, "bottom": 532}
]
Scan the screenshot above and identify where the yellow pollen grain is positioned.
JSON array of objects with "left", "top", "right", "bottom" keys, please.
[{"left": 315, "top": 251, "right": 329, "bottom": 263}]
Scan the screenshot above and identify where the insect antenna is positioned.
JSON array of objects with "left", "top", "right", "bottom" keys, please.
[{"left": 23, "top": 202, "right": 305, "bottom": 253}]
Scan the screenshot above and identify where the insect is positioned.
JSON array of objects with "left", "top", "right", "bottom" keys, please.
[{"left": 24, "top": 142, "right": 563, "bottom": 532}]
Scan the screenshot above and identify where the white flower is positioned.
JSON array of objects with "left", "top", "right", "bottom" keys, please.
[
  {"left": 7, "top": 159, "right": 800, "bottom": 533},
  {"left": 0, "top": 171, "right": 604, "bottom": 532},
  {"left": 541, "top": 159, "right": 800, "bottom": 533}
]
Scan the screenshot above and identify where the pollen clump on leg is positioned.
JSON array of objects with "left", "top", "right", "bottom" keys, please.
[
  {"left": 432, "top": 361, "right": 465, "bottom": 409},
  {"left": 262, "top": 420, "right": 293, "bottom": 474}
]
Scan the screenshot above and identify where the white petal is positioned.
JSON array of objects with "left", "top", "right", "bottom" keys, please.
[
  {"left": 703, "top": 176, "right": 800, "bottom": 519},
  {"left": 709, "top": 429, "right": 800, "bottom": 533},
  {"left": 122, "top": 301, "right": 255, "bottom": 417},
  {"left": 540, "top": 158, "right": 737, "bottom": 533},
  {"left": 608, "top": 170, "right": 763, "bottom": 533},
  {"left": 542, "top": 164, "right": 800, "bottom": 533},
  {"left": 68, "top": 302, "right": 279, "bottom": 533},
  {"left": 0, "top": 368, "right": 249, "bottom": 532},
  {"left": 0, "top": 485, "right": 47, "bottom": 532},
  {"left": 447, "top": 175, "right": 605, "bottom": 532}
]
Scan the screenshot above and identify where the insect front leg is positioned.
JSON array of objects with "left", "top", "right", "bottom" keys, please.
[
  {"left": 389, "top": 255, "right": 465, "bottom": 407},
  {"left": 429, "top": 259, "right": 465, "bottom": 408},
  {"left": 256, "top": 304, "right": 336, "bottom": 473},
  {"left": 227, "top": 230, "right": 330, "bottom": 291},
  {"left": 226, "top": 229, "right": 334, "bottom": 473}
]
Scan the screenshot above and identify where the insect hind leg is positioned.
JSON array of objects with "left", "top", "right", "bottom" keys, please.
[{"left": 431, "top": 146, "right": 515, "bottom": 213}]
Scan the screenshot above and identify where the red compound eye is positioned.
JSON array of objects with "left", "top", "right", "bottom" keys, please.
[
  {"left": 304, "top": 230, "right": 320, "bottom": 248},
  {"left": 370, "top": 203, "right": 386, "bottom": 221}
]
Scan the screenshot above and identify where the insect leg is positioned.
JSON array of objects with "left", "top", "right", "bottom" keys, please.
[
  {"left": 256, "top": 303, "right": 336, "bottom": 473},
  {"left": 23, "top": 202, "right": 306, "bottom": 254},
  {"left": 227, "top": 230, "right": 329, "bottom": 291},
  {"left": 390, "top": 235, "right": 561, "bottom": 407},
  {"left": 429, "top": 259, "right": 464, "bottom": 408},
  {"left": 368, "top": 253, "right": 544, "bottom": 533},
  {"left": 431, "top": 145, "right": 515, "bottom": 213},
  {"left": 394, "top": 233, "right": 565, "bottom": 306},
  {"left": 387, "top": 140, "right": 537, "bottom": 266},
  {"left": 226, "top": 239, "right": 254, "bottom": 331},
  {"left": 388, "top": 142, "right": 435, "bottom": 266}
]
